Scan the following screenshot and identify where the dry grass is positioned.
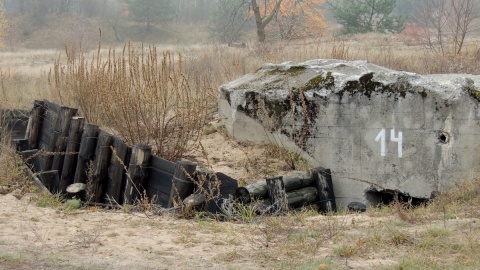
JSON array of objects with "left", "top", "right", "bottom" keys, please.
[
  {"left": 50, "top": 40, "right": 216, "bottom": 160},
  {"left": 1, "top": 32, "right": 478, "bottom": 112},
  {"left": 1, "top": 32, "right": 480, "bottom": 268},
  {"left": 0, "top": 109, "right": 35, "bottom": 196},
  {"left": 0, "top": 137, "right": 35, "bottom": 196},
  {"left": 205, "top": 173, "right": 480, "bottom": 269}
]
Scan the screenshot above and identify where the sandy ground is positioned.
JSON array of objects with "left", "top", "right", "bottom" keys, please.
[
  {"left": 0, "top": 192, "right": 395, "bottom": 270},
  {"left": 0, "top": 193, "right": 259, "bottom": 270},
  {"left": 190, "top": 117, "right": 295, "bottom": 185},
  {"left": 4, "top": 189, "right": 479, "bottom": 270}
]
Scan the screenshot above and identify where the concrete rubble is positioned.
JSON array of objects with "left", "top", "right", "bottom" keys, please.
[{"left": 219, "top": 59, "right": 480, "bottom": 207}]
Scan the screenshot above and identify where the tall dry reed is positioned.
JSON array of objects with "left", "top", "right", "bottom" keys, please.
[{"left": 51, "top": 40, "right": 217, "bottom": 160}]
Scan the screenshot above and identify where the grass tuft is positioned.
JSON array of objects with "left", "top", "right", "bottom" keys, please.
[{"left": 35, "top": 192, "right": 63, "bottom": 208}]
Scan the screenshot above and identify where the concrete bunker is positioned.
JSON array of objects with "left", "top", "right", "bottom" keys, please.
[{"left": 219, "top": 59, "right": 480, "bottom": 208}]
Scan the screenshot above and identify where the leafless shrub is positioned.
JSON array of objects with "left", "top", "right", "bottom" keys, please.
[{"left": 50, "top": 38, "right": 216, "bottom": 161}]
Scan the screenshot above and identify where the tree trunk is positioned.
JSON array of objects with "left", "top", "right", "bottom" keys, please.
[
  {"left": 251, "top": 0, "right": 266, "bottom": 42},
  {"left": 146, "top": 18, "right": 152, "bottom": 32},
  {"left": 112, "top": 22, "right": 121, "bottom": 42}
]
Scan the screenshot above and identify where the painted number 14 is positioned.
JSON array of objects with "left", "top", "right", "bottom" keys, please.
[{"left": 375, "top": 128, "right": 403, "bottom": 158}]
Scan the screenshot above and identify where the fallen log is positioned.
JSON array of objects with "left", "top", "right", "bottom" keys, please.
[
  {"left": 235, "top": 171, "right": 312, "bottom": 203},
  {"left": 287, "top": 186, "right": 318, "bottom": 208},
  {"left": 183, "top": 193, "right": 206, "bottom": 211},
  {"left": 251, "top": 186, "right": 319, "bottom": 214},
  {"left": 235, "top": 181, "right": 268, "bottom": 204}
]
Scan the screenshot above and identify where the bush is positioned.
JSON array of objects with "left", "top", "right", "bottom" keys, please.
[{"left": 51, "top": 40, "right": 216, "bottom": 160}]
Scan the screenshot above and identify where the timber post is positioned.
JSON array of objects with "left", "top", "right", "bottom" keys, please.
[
  {"left": 25, "top": 100, "right": 44, "bottom": 150},
  {"left": 73, "top": 123, "right": 100, "bottom": 184},
  {"left": 21, "top": 149, "right": 40, "bottom": 172},
  {"left": 66, "top": 183, "right": 87, "bottom": 201},
  {"left": 39, "top": 170, "right": 60, "bottom": 193},
  {"left": 266, "top": 176, "right": 288, "bottom": 213},
  {"left": 312, "top": 167, "right": 337, "bottom": 213},
  {"left": 105, "top": 138, "right": 130, "bottom": 205},
  {"left": 45, "top": 103, "right": 77, "bottom": 171},
  {"left": 168, "top": 160, "right": 197, "bottom": 208},
  {"left": 59, "top": 116, "right": 85, "bottom": 193},
  {"left": 90, "top": 131, "right": 114, "bottom": 203},
  {"left": 124, "top": 144, "right": 152, "bottom": 204}
]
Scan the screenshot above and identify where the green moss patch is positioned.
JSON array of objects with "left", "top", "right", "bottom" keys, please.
[{"left": 304, "top": 72, "right": 335, "bottom": 90}]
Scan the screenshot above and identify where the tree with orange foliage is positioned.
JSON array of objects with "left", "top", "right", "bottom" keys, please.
[
  {"left": 273, "top": 0, "right": 328, "bottom": 40},
  {"left": 251, "top": 0, "right": 327, "bottom": 42}
]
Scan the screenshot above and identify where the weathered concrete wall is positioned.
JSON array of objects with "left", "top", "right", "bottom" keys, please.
[{"left": 218, "top": 59, "right": 480, "bottom": 207}]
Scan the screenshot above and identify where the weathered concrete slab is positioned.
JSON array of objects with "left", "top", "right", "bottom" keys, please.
[{"left": 218, "top": 59, "right": 480, "bottom": 207}]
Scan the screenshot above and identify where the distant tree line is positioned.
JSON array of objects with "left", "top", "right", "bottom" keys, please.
[
  {"left": 2, "top": 0, "right": 478, "bottom": 49},
  {"left": 1, "top": 0, "right": 217, "bottom": 24},
  {"left": 1, "top": 0, "right": 219, "bottom": 42},
  {"left": 2, "top": 0, "right": 329, "bottom": 43}
]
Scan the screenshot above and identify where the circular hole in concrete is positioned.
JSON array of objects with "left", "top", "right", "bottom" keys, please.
[{"left": 437, "top": 131, "right": 450, "bottom": 144}]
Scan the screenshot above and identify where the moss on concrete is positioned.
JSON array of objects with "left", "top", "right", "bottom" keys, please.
[
  {"left": 464, "top": 78, "right": 480, "bottom": 102},
  {"left": 266, "top": 66, "right": 306, "bottom": 76},
  {"left": 304, "top": 72, "right": 334, "bottom": 90}
]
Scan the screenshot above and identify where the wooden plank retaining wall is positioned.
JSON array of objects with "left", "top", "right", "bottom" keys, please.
[
  {"left": 2, "top": 100, "right": 337, "bottom": 214},
  {"left": 5, "top": 100, "right": 238, "bottom": 210}
]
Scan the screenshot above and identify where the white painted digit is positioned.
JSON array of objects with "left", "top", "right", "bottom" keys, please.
[
  {"left": 390, "top": 129, "right": 403, "bottom": 158},
  {"left": 375, "top": 128, "right": 403, "bottom": 158},
  {"left": 375, "top": 128, "right": 386, "bottom": 157}
]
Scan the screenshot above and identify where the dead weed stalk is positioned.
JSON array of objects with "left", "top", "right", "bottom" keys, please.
[{"left": 51, "top": 37, "right": 216, "bottom": 161}]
